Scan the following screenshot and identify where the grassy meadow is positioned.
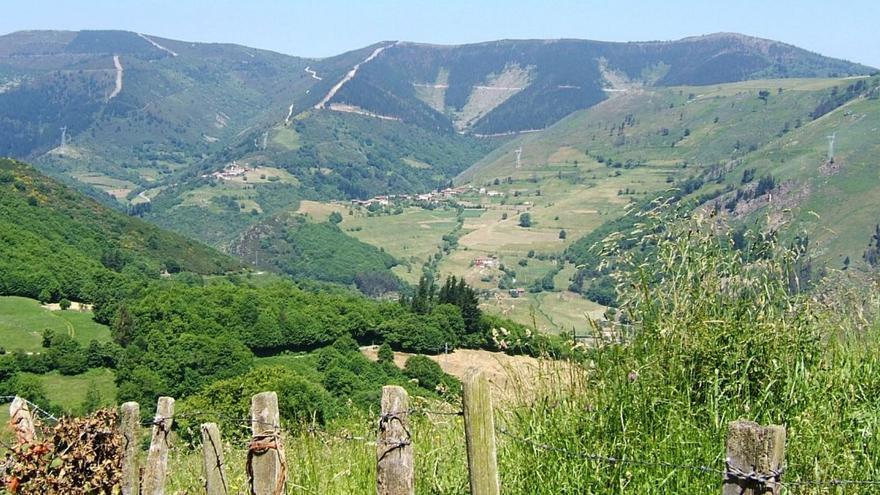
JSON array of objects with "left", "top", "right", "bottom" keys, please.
[
  {"left": 153, "top": 206, "right": 880, "bottom": 494},
  {"left": 0, "top": 296, "right": 111, "bottom": 353}
]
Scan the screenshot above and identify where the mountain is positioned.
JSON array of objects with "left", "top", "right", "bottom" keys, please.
[
  {"left": 533, "top": 75, "right": 880, "bottom": 300},
  {"left": 0, "top": 30, "right": 872, "bottom": 251},
  {"left": 0, "top": 157, "right": 237, "bottom": 307},
  {"left": 321, "top": 33, "right": 873, "bottom": 135}
]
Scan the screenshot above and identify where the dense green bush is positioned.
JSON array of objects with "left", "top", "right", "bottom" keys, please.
[
  {"left": 177, "top": 366, "right": 338, "bottom": 441},
  {"left": 403, "top": 355, "right": 446, "bottom": 391}
]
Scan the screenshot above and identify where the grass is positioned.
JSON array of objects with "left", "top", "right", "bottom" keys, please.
[
  {"left": 298, "top": 201, "right": 462, "bottom": 286},
  {"left": 713, "top": 90, "right": 880, "bottom": 268},
  {"left": 0, "top": 296, "right": 111, "bottom": 353},
  {"left": 27, "top": 368, "right": 117, "bottom": 413},
  {"left": 176, "top": 204, "right": 880, "bottom": 494}
]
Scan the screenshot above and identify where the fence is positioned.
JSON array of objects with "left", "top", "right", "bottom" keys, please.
[{"left": 4, "top": 370, "right": 880, "bottom": 494}]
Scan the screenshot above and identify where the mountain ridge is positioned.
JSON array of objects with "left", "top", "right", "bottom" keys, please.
[{"left": 0, "top": 28, "right": 873, "bottom": 249}]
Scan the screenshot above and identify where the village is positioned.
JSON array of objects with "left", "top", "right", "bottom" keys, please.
[
  {"left": 201, "top": 161, "right": 251, "bottom": 181},
  {"left": 348, "top": 185, "right": 505, "bottom": 207}
]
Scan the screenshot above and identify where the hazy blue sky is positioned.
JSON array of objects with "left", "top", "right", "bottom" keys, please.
[{"left": 2, "top": 0, "right": 878, "bottom": 67}]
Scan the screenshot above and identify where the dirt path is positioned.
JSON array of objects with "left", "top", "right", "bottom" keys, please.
[
  {"left": 138, "top": 33, "right": 178, "bottom": 57},
  {"left": 314, "top": 42, "right": 397, "bottom": 109},
  {"left": 327, "top": 103, "right": 401, "bottom": 121},
  {"left": 107, "top": 55, "right": 123, "bottom": 101},
  {"left": 284, "top": 104, "right": 294, "bottom": 125},
  {"left": 304, "top": 66, "right": 322, "bottom": 80}
]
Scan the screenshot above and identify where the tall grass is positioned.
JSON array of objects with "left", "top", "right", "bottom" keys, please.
[
  {"left": 500, "top": 202, "right": 880, "bottom": 494},
  {"left": 163, "top": 202, "right": 880, "bottom": 493}
]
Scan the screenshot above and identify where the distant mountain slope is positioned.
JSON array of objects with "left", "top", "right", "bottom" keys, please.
[
  {"left": 0, "top": 158, "right": 237, "bottom": 305},
  {"left": 229, "top": 213, "right": 401, "bottom": 294},
  {"left": 322, "top": 34, "right": 874, "bottom": 135},
  {"left": 0, "top": 30, "right": 357, "bottom": 195},
  {"left": 0, "top": 29, "right": 873, "bottom": 253},
  {"left": 0, "top": 31, "right": 870, "bottom": 196},
  {"left": 704, "top": 76, "right": 880, "bottom": 268},
  {"left": 542, "top": 75, "right": 880, "bottom": 301}
]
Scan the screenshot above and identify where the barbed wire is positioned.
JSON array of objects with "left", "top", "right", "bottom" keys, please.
[
  {"left": 495, "top": 426, "right": 723, "bottom": 478},
  {"left": 497, "top": 426, "right": 880, "bottom": 490},
  {"left": 6, "top": 394, "right": 880, "bottom": 490},
  {"left": 0, "top": 395, "right": 59, "bottom": 424}
]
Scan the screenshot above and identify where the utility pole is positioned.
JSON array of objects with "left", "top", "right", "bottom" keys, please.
[
  {"left": 826, "top": 132, "right": 836, "bottom": 163},
  {"left": 514, "top": 147, "right": 522, "bottom": 168}
]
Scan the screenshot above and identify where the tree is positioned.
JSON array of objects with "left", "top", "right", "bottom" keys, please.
[
  {"left": 59, "top": 298, "right": 71, "bottom": 310},
  {"left": 80, "top": 384, "right": 103, "bottom": 414},
  {"left": 377, "top": 342, "right": 394, "bottom": 364},
  {"left": 329, "top": 211, "right": 343, "bottom": 224},
  {"left": 519, "top": 213, "right": 532, "bottom": 228},
  {"left": 559, "top": 229, "right": 567, "bottom": 240},
  {"left": 164, "top": 259, "right": 181, "bottom": 274},
  {"left": 758, "top": 90, "right": 770, "bottom": 104},
  {"left": 5, "top": 374, "right": 51, "bottom": 409},
  {"left": 864, "top": 224, "right": 880, "bottom": 267},
  {"left": 404, "top": 355, "right": 445, "bottom": 390}
]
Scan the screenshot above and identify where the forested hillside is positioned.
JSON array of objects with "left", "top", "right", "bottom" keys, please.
[
  {"left": 0, "top": 158, "right": 236, "bottom": 307},
  {"left": 229, "top": 212, "right": 401, "bottom": 294}
]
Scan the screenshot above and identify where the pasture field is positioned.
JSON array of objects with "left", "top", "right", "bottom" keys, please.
[
  {"left": 0, "top": 296, "right": 111, "bottom": 353},
  {"left": 298, "top": 200, "right": 462, "bottom": 285},
  {"left": 479, "top": 290, "right": 605, "bottom": 335},
  {"left": 29, "top": 369, "right": 117, "bottom": 413}
]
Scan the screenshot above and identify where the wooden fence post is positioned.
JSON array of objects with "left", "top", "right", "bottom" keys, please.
[
  {"left": 201, "top": 422, "right": 229, "bottom": 495},
  {"left": 462, "top": 368, "right": 500, "bottom": 495},
  {"left": 142, "top": 396, "right": 174, "bottom": 495},
  {"left": 248, "top": 391, "right": 285, "bottom": 495},
  {"left": 377, "top": 385, "right": 414, "bottom": 495},
  {"left": 9, "top": 396, "right": 36, "bottom": 444},
  {"left": 120, "top": 401, "right": 141, "bottom": 495},
  {"left": 723, "top": 420, "right": 786, "bottom": 495}
]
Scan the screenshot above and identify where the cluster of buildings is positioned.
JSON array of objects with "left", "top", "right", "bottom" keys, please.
[
  {"left": 202, "top": 162, "right": 251, "bottom": 181},
  {"left": 474, "top": 256, "right": 500, "bottom": 268},
  {"left": 477, "top": 187, "right": 504, "bottom": 197},
  {"left": 349, "top": 185, "right": 473, "bottom": 207}
]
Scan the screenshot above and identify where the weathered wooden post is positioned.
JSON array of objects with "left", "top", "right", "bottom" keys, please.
[
  {"left": 377, "top": 385, "right": 414, "bottom": 495},
  {"left": 248, "top": 391, "right": 285, "bottom": 495},
  {"left": 142, "top": 396, "right": 175, "bottom": 495},
  {"left": 120, "top": 401, "right": 141, "bottom": 495},
  {"left": 462, "top": 368, "right": 500, "bottom": 495},
  {"left": 201, "top": 422, "right": 229, "bottom": 495},
  {"left": 723, "top": 420, "right": 786, "bottom": 495},
  {"left": 9, "top": 396, "right": 36, "bottom": 444}
]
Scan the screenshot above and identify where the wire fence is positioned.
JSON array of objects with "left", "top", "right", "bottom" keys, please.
[
  {"left": 0, "top": 395, "right": 59, "bottom": 424},
  {"left": 494, "top": 425, "right": 880, "bottom": 491},
  {"left": 5, "top": 395, "right": 880, "bottom": 491}
]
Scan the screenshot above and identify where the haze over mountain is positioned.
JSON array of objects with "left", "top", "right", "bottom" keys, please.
[{"left": 0, "top": 29, "right": 872, "bottom": 247}]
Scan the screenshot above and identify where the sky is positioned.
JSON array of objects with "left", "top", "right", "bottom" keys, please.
[{"left": 2, "top": 0, "right": 878, "bottom": 67}]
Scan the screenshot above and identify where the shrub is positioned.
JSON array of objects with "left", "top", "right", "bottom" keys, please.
[
  {"left": 403, "top": 355, "right": 445, "bottom": 390},
  {"left": 59, "top": 298, "right": 72, "bottom": 310},
  {"left": 377, "top": 342, "right": 394, "bottom": 364}
]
